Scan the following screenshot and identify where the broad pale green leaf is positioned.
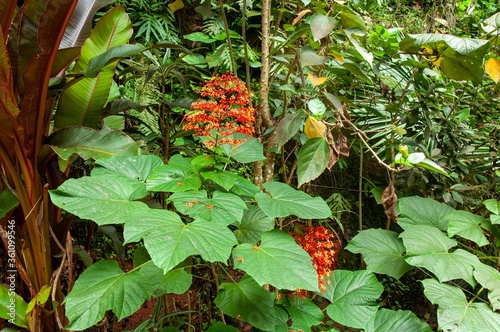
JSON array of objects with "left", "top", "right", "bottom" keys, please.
[
  {"left": 86, "top": 44, "right": 145, "bottom": 77},
  {"left": 276, "top": 113, "right": 303, "bottom": 149},
  {"left": 215, "top": 275, "right": 276, "bottom": 331},
  {"left": 310, "top": 13, "right": 336, "bottom": 41},
  {"left": 183, "top": 32, "right": 217, "bottom": 43},
  {"left": 400, "top": 224, "right": 456, "bottom": 255},
  {"left": 447, "top": 210, "right": 488, "bottom": 247},
  {"left": 297, "top": 138, "right": 330, "bottom": 187},
  {"left": 0, "top": 188, "right": 18, "bottom": 218},
  {"left": 50, "top": 175, "right": 149, "bottom": 225},
  {"left": 399, "top": 34, "right": 490, "bottom": 82},
  {"left": 484, "top": 199, "right": 500, "bottom": 215},
  {"left": 230, "top": 177, "right": 261, "bottom": 197},
  {"left": 64, "top": 260, "right": 151, "bottom": 330},
  {"left": 307, "top": 98, "right": 327, "bottom": 117},
  {"left": 365, "top": 309, "right": 432, "bottom": 332},
  {"left": 345, "top": 28, "right": 373, "bottom": 67},
  {"left": 47, "top": 127, "right": 142, "bottom": 171},
  {"left": 93, "top": 155, "right": 163, "bottom": 182},
  {"left": 422, "top": 279, "right": 500, "bottom": 332},
  {"left": 346, "top": 229, "right": 412, "bottom": 279},
  {"left": 146, "top": 164, "right": 202, "bottom": 193},
  {"left": 124, "top": 210, "right": 237, "bottom": 272},
  {"left": 323, "top": 270, "right": 383, "bottom": 329},
  {"left": 274, "top": 306, "right": 290, "bottom": 332},
  {"left": 334, "top": 3, "right": 366, "bottom": 30},
  {"left": 140, "top": 262, "right": 192, "bottom": 295},
  {"left": 397, "top": 196, "right": 454, "bottom": 231},
  {"left": 233, "top": 230, "right": 319, "bottom": 291},
  {"left": 287, "top": 297, "right": 324, "bottom": 331},
  {"left": 0, "top": 285, "right": 28, "bottom": 328},
  {"left": 201, "top": 170, "right": 238, "bottom": 191},
  {"left": 300, "top": 46, "right": 328, "bottom": 66},
  {"left": 256, "top": 182, "right": 332, "bottom": 219},
  {"left": 233, "top": 206, "right": 275, "bottom": 244},
  {"left": 169, "top": 190, "right": 247, "bottom": 225},
  {"left": 473, "top": 263, "right": 500, "bottom": 311},
  {"left": 222, "top": 137, "right": 266, "bottom": 163}
]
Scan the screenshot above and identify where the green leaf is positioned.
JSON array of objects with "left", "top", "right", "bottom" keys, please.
[
  {"left": 183, "top": 31, "right": 217, "bottom": 43},
  {"left": 287, "top": 297, "right": 324, "bottom": 331},
  {"left": 93, "top": 155, "right": 163, "bottom": 182},
  {"left": 233, "top": 230, "right": 319, "bottom": 292},
  {"left": 401, "top": 225, "right": 479, "bottom": 286},
  {"left": 255, "top": 182, "right": 332, "bottom": 219},
  {"left": 0, "top": 285, "right": 28, "bottom": 328},
  {"left": 0, "top": 188, "right": 18, "bottom": 219},
  {"left": 345, "top": 28, "right": 373, "bottom": 67},
  {"left": 47, "top": 127, "right": 142, "bottom": 171},
  {"left": 124, "top": 210, "right": 237, "bottom": 273},
  {"left": 365, "top": 309, "right": 432, "bottom": 332},
  {"left": 214, "top": 275, "right": 276, "bottom": 331},
  {"left": 86, "top": 44, "right": 145, "bottom": 77},
  {"left": 201, "top": 170, "right": 238, "bottom": 191},
  {"left": 49, "top": 175, "right": 149, "bottom": 225},
  {"left": 422, "top": 278, "right": 500, "bottom": 332},
  {"left": 146, "top": 164, "right": 202, "bottom": 193},
  {"left": 297, "top": 137, "right": 331, "bottom": 187},
  {"left": 206, "top": 322, "right": 239, "bottom": 332},
  {"left": 231, "top": 177, "right": 261, "bottom": 197},
  {"left": 399, "top": 34, "right": 490, "bottom": 82},
  {"left": 484, "top": 199, "right": 500, "bottom": 215},
  {"left": 397, "top": 196, "right": 454, "bottom": 231},
  {"left": 346, "top": 229, "right": 413, "bottom": 279},
  {"left": 140, "top": 262, "right": 192, "bottom": 295},
  {"left": 222, "top": 137, "right": 266, "bottom": 163},
  {"left": 473, "top": 263, "right": 500, "bottom": 311},
  {"left": 233, "top": 206, "right": 275, "bottom": 244},
  {"left": 169, "top": 190, "right": 247, "bottom": 225},
  {"left": 447, "top": 210, "right": 488, "bottom": 247},
  {"left": 310, "top": 13, "right": 336, "bottom": 41},
  {"left": 276, "top": 113, "right": 303, "bottom": 149},
  {"left": 417, "top": 158, "right": 450, "bottom": 177},
  {"left": 323, "top": 270, "right": 383, "bottom": 329},
  {"left": 26, "top": 285, "right": 51, "bottom": 315},
  {"left": 307, "top": 98, "right": 327, "bottom": 116},
  {"left": 300, "top": 46, "right": 328, "bottom": 66},
  {"left": 334, "top": 3, "right": 366, "bottom": 30},
  {"left": 64, "top": 260, "right": 151, "bottom": 330}
]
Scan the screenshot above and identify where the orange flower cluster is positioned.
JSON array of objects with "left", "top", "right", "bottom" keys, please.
[
  {"left": 292, "top": 226, "right": 341, "bottom": 292},
  {"left": 184, "top": 72, "right": 256, "bottom": 148}
]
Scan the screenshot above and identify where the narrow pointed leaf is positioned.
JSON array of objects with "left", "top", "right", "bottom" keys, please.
[
  {"left": 233, "top": 230, "right": 319, "bottom": 291},
  {"left": 86, "top": 44, "right": 146, "bottom": 78},
  {"left": 255, "top": 182, "right": 332, "bottom": 219},
  {"left": 297, "top": 137, "right": 330, "bottom": 187},
  {"left": 64, "top": 260, "right": 151, "bottom": 330}
]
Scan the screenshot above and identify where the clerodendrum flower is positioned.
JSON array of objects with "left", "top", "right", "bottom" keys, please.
[
  {"left": 183, "top": 72, "right": 256, "bottom": 148},
  {"left": 292, "top": 226, "right": 341, "bottom": 293}
]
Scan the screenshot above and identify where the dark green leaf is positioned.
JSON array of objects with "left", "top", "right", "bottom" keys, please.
[{"left": 297, "top": 137, "right": 330, "bottom": 187}]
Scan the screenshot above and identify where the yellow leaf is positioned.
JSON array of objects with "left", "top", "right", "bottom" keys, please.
[
  {"left": 305, "top": 116, "right": 327, "bottom": 139},
  {"left": 168, "top": 0, "right": 184, "bottom": 14},
  {"left": 293, "top": 9, "right": 312, "bottom": 26},
  {"left": 307, "top": 73, "right": 327, "bottom": 86},
  {"left": 485, "top": 58, "right": 500, "bottom": 83},
  {"left": 332, "top": 53, "right": 344, "bottom": 63}
]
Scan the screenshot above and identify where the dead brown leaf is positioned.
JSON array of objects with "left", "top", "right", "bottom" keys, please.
[{"left": 381, "top": 182, "right": 398, "bottom": 222}]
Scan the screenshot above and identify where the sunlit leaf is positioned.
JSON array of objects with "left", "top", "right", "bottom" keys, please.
[
  {"left": 307, "top": 73, "right": 327, "bottom": 86},
  {"left": 473, "top": 263, "right": 500, "bottom": 311},
  {"left": 485, "top": 58, "right": 500, "bottom": 83},
  {"left": 93, "top": 155, "right": 163, "bottom": 182},
  {"left": 0, "top": 285, "right": 28, "bottom": 328},
  {"left": 310, "top": 13, "right": 336, "bottom": 41},
  {"left": 365, "top": 309, "right": 432, "bottom": 332},
  {"left": 447, "top": 210, "right": 488, "bottom": 247},
  {"left": 304, "top": 116, "right": 326, "bottom": 138}
]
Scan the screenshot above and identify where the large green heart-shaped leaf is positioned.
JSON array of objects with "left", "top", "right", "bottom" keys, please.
[
  {"left": 323, "top": 270, "right": 383, "bottom": 329},
  {"left": 233, "top": 230, "right": 319, "bottom": 292},
  {"left": 93, "top": 155, "right": 163, "bottom": 182},
  {"left": 297, "top": 137, "right": 330, "bottom": 187},
  {"left": 139, "top": 262, "right": 192, "bottom": 295},
  {"left": 64, "top": 260, "right": 151, "bottom": 330},
  {"left": 146, "top": 164, "right": 202, "bottom": 192},
  {"left": 447, "top": 210, "right": 488, "bottom": 247},
  {"left": 473, "top": 263, "right": 500, "bottom": 311},
  {"left": 214, "top": 275, "right": 276, "bottom": 331},
  {"left": 169, "top": 190, "right": 247, "bottom": 225},
  {"left": 124, "top": 210, "right": 237, "bottom": 273},
  {"left": 255, "top": 182, "right": 332, "bottom": 219},
  {"left": 221, "top": 137, "right": 266, "bottom": 163},
  {"left": 49, "top": 175, "right": 149, "bottom": 225},
  {"left": 233, "top": 206, "right": 275, "bottom": 244},
  {"left": 287, "top": 297, "right": 324, "bottom": 331},
  {"left": 422, "top": 279, "right": 500, "bottom": 332},
  {"left": 346, "top": 229, "right": 412, "bottom": 279},
  {"left": 365, "top": 309, "right": 432, "bottom": 332},
  {"left": 201, "top": 170, "right": 238, "bottom": 191},
  {"left": 310, "top": 13, "right": 336, "bottom": 41},
  {"left": 397, "top": 196, "right": 454, "bottom": 231}
]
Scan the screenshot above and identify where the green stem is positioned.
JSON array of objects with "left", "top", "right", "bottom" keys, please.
[
  {"left": 359, "top": 142, "right": 363, "bottom": 232},
  {"left": 218, "top": 0, "right": 237, "bottom": 75}
]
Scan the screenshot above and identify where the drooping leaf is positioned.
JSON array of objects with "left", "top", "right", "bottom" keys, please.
[
  {"left": 365, "top": 309, "right": 432, "bottom": 332},
  {"left": 447, "top": 210, "right": 488, "bottom": 247},
  {"left": 47, "top": 127, "right": 142, "bottom": 171},
  {"left": 346, "top": 229, "right": 412, "bottom": 279},
  {"left": 85, "top": 44, "right": 146, "bottom": 78},
  {"left": 276, "top": 113, "right": 303, "bottom": 149},
  {"left": 0, "top": 188, "right": 18, "bottom": 218},
  {"left": 92, "top": 155, "right": 163, "bottom": 182},
  {"left": 233, "top": 206, "right": 275, "bottom": 244},
  {"left": 26, "top": 285, "right": 51, "bottom": 315},
  {"left": 287, "top": 297, "right": 324, "bottom": 331},
  {"left": 307, "top": 73, "right": 327, "bottom": 85},
  {"left": 323, "top": 270, "right": 383, "bottom": 329},
  {"left": 416, "top": 158, "right": 450, "bottom": 177},
  {"left": 310, "top": 13, "right": 336, "bottom": 41},
  {"left": 255, "top": 182, "right": 332, "bottom": 219},
  {"left": 485, "top": 57, "right": 500, "bottom": 83},
  {"left": 473, "top": 262, "right": 500, "bottom": 311},
  {"left": 124, "top": 210, "right": 237, "bottom": 273},
  {"left": 297, "top": 137, "right": 330, "bottom": 187},
  {"left": 233, "top": 230, "right": 320, "bottom": 292},
  {"left": 49, "top": 175, "right": 149, "bottom": 225},
  {"left": 422, "top": 278, "right": 500, "bottom": 332},
  {"left": 300, "top": 46, "right": 328, "bottom": 66},
  {"left": 214, "top": 275, "right": 276, "bottom": 331},
  {"left": 397, "top": 196, "right": 454, "bottom": 231},
  {"left": 169, "top": 190, "right": 247, "bottom": 225},
  {"left": 64, "top": 260, "right": 151, "bottom": 330},
  {"left": 304, "top": 116, "right": 326, "bottom": 138},
  {"left": 0, "top": 285, "right": 28, "bottom": 328},
  {"left": 484, "top": 199, "right": 500, "bottom": 215},
  {"left": 399, "top": 34, "right": 490, "bottom": 82},
  {"left": 334, "top": 3, "right": 366, "bottom": 30},
  {"left": 345, "top": 28, "right": 373, "bottom": 68}
]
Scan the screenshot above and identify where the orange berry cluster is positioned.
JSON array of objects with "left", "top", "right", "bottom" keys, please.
[
  {"left": 292, "top": 226, "right": 341, "bottom": 292},
  {"left": 184, "top": 72, "right": 256, "bottom": 148}
]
